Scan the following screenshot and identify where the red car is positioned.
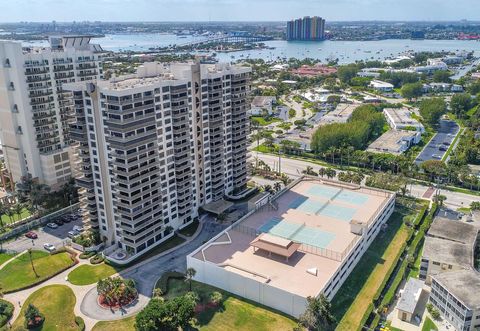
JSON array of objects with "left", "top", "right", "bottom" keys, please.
[{"left": 25, "top": 231, "right": 38, "bottom": 239}]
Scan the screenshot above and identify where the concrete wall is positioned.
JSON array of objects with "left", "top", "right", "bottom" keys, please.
[{"left": 187, "top": 256, "right": 307, "bottom": 318}]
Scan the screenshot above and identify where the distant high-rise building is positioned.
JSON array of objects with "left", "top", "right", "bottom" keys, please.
[
  {"left": 286, "top": 16, "right": 326, "bottom": 41},
  {"left": 0, "top": 36, "right": 103, "bottom": 189},
  {"left": 66, "top": 61, "right": 251, "bottom": 263}
]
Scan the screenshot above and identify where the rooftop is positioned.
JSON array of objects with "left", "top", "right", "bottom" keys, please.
[
  {"left": 433, "top": 270, "right": 480, "bottom": 310},
  {"left": 367, "top": 130, "right": 419, "bottom": 155},
  {"left": 428, "top": 217, "right": 478, "bottom": 245},
  {"left": 397, "top": 278, "right": 425, "bottom": 314},
  {"left": 370, "top": 80, "right": 394, "bottom": 88},
  {"left": 191, "top": 178, "right": 392, "bottom": 298},
  {"left": 320, "top": 103, "right": 359, "bottom": 125},
  {"left": 251, "top": 96, "right": 276, "bottom": 107},
  {"left": 422, "top": 236, "right": 473, "bottom": 268}
]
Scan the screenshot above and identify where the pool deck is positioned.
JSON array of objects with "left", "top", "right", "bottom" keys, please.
[{"left": 192, "top": 178, "right": 391, "bottom": 298}]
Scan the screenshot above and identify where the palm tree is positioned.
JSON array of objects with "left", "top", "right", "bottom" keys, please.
[
  {"left": 13, "top": 203, "right": 23, "bottom": 222},
  {"left": 5, "top": 208, "right": 14, "bottom": 225},
  {"left": 318, "top": 167, "right": 326, "bottom": 178},
  {"left": 273, "top": 182, "right": 282, "bottom": 192},
  {"left": 280, "top": 173, "right": 290, "bottom": 186},
  {"left": 185, "top": 267, "right": 196, "bottom": 292},
  {"left": 0, "top": 202, "right": 6, "bottom": 230},
  {"left": 152, "top": 288, "right": 164, "bottom": 299},
  {"left": 28, "top": 249, "right": 39, "bottom": 278},
  {"left": 325, "top": 168, "right": 336, "bottom": 179}
]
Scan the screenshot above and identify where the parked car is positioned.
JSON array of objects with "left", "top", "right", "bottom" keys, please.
[
  {"left": 439, "top": 146, "right": 448, "bottom": 151},
  {"left": 46, "top": 223, "right": 58, "bottom": 229},
  {"left": 62, "top": 217, "right": 72, "bottom": 223},
  {"left": 73, "top": 225, "right": 84, "bottom": 232},
  {"left": 67, "top": 231, "right": 78, "bottom": 239},
  {"left": 25, "top": 231, "right": 38, "bottom": 239},
  {"left": 54, "top": 219, "right": 64, "bottom": 226},
  {"left": 43, "top": 243, "right": 56, "bottom": 252}
]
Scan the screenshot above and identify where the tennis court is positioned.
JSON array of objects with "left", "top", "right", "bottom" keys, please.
[
  {"left": 291, "top": 227, "right": 335, "bottom": 248},
  {"left": 317, "top": 204, "right": 357, "bottom": 222},
  {"left": 306, "top": 185, "right": 341, "bottom": 200},
  {"left": 257, "top": 219, "right": 336, "bottom": 249},
  {"left": 335, "top": 190, "right": 369, "bottom": 205},
  {"left": 295, "top": 198, "right": 326, "bottom": 214}
]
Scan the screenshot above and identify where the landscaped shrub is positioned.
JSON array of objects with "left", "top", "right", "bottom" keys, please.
[
  {"left": 0, "top": 299, "right": 14, "bottom": 328},
  {"left": 75, "top": 316, "right": 85, "bottom": 331},
  {"left": 24, "top": 304, "right": 44, "bottom": 329},
  {"left": 427, "top": 303, "right": 441, "bottom": 320},
  {"left": 90, "top": 255, "right": 104, "bottom": 265},
  {"left": 79, "top": 251, "right": 96, "bottom": 259}
]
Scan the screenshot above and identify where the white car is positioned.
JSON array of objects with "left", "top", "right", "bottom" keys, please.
[
  {"left": 67, "top": 231, "right": 78, "bottom": 238},
  {"left": 43, "top": 243, "right": 56, "bottom": 252},
  {"left": 73, "top": 225, "right": 83, "bottom": 232},
  {"left": 46, "top": 223, "right": 58, "bottom": 229}
]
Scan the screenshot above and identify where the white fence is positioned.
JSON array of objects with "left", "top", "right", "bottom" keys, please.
[{"left": 187, "top": 256, "right": 307, "bottom": 318}]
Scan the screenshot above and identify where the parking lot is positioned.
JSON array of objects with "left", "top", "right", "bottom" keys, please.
[
  {"left": 2, "top": 211, "right": 83, "bottom": 253},
  {"left": 415, "top": 119, "right": 459, "bottom": 165}
]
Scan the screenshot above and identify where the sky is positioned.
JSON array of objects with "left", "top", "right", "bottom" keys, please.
[{"left": 1, "top": 0, "right": 480, "bottom": 22}]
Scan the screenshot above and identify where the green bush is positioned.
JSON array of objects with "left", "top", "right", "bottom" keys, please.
[
  {"left": 90, "top": 255, "right": 104, "bottom": 265},
  {"left": 0, "top": 299, "right": 14, "bottom": 328},
  {"left": 75, "top": 316, "right": 85, "bottom": 331},
  {"left": 79, "top": 251, "right": 96, "bottom": 259}
]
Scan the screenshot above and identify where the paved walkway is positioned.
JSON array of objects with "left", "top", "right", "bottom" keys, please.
[{"left": 3, "top": 216, "right": 225, "bottom": 331}]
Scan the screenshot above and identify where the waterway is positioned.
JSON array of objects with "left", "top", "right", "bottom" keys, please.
[{"left": 20, "top": 33, "right": 480, "bottom": 64}]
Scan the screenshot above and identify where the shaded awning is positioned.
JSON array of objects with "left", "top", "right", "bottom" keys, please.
[
  {"left": 250, "top": 233, "right": 301, "bottom": 259},
  {"left": 202, "top": 199, "right": 234, "bottom": 215}
]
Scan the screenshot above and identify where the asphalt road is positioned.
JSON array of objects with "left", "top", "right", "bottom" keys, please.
[
  {"left": 415, "top": 119, "right": 459, "bottom": 165},
  {"left": 3, "top": 213, "right": 83, "bottom": 252}
]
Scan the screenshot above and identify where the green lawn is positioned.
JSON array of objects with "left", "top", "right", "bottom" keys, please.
[
  {"left": 178, "top": 220, "right": 200, "bottom": 237},
  {"left": 1, "top": 208, "right": 31, "bottom": 225},
  {"left": 0, "top": 250, "right": 75, "bottom": 292},
  {"left": 0, "top": 252, "right": 15, "bottom": 266},
  {"left": 250, "top": 116, "right": 282, "bottom": 126},
  {"left": 11, "top": 285, "right": 79, "bottom": 331},
  {"left": 67, "top": 263, "right": 120, "bottom": 285},
  {"left": 332, "top": 202, "right": 419, "bottom": 330},
  {"left": 159, "top": 277, "right": 297, "bottom": 331},
  {"left": 422, "top": 317, "right": 438, "bottom": 331},
  {"left": 92, "top": 316, "right": 136, "bottom": 331}
]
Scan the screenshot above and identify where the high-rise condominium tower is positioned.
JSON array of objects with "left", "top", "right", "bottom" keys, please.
[
  {"left": 286, "top": 16, "right": 326, "bottom": 41},
  {"left": 0, "top": 36, "right": 102, "bottom": 189},
  {"left": 67, "top": 61, "right": 250, "bottom": 263}
]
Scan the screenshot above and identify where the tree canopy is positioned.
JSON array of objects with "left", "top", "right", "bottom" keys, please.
[
  {"left": 401, "top": 82, "right": 423, "bottom": 100},
  {"left": 419, "top": 98, "right": 446, "bottom": 126},
  {"left": 311, "top": 105, "right": 385, "bottom": 153}
]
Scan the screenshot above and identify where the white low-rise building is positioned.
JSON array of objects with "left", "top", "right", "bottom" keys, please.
[
  {"left": 383, "top": 108, "right": 425, "bottom": 133},
  {"left": 320, "top": 103, "right": 359, "bottom": 125},
  {"left": 249, "top": 96, "right": 276, "bottom": 116},
  {"left": 369, "top": 80, "right": 394, "bottom": 92},
  {"left": 367, "top": 130, "right": 421, "bottom": 155}
]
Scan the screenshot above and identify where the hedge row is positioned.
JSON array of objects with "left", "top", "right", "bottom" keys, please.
[
  {"left": 360, "top": 203, "right": 435, "bottom": 329},
  {"left": 378, "top": 203, "right": 439, "bottom": 310}
]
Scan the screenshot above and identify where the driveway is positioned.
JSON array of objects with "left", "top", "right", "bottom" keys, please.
[
  {"left": 415, "top": 120, "right": 459, "bottom": 165},
  {"left": 80, "top": 217, "right": 226, "bottom": 321}
]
